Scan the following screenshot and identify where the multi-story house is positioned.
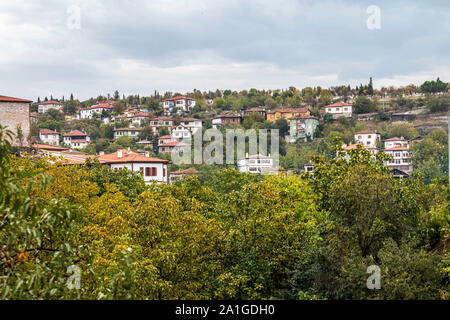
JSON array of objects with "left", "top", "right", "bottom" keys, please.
[
  {"left": 98, "top": 149, "right": 170, "bottom": 184},
  {"left": 171, "top": 124, "right": 193, "bottom": 141},
  {"left": 266, "top": 107, "right": 310, "bottom": 123},
  {"left": 244, "top": 107, "right": 267, "bottom": 118},
  {"left": 323, "top": 102, "right": 352, "bottom": 119},
  {"left": 63, "top": 130, "right": 90, "bottom": 149},
  {"left": 212, "top": 114, "right": 242, "bottom": 128},
  {"left": 289, "top": 115, "right": 319, "bottom": 143},
  {"left": 0, "top": 95, "right": 32, "bottom": 147},
  {"left": 128, "top": 113, "right": 151, "bottom": 127},
  {"left": 158, "top": 140, "right": 189, "bottom": 154},
  {"left": 341, "top": 144, "right": 379, "bottom": 157},
  {"left": 149, "top": 117, "right": 174, "bottom": 134},
  {"left": 37, "top": 100, "right": 63, "bottom": 114},
  {"left": 354, "top": 130, "right": 381, "bottom": 147},
  {"left": 39, "top": 128, "right": 60, "bottom": 146},
  {"left": 79, "top": 103, "right": 113, "bottom": 119},
  {"left": 237, "top": 154, "right": 276, "bottom": 174},
  {"left": 383, "top": 146, "right": 412, "bottom": 174},
  {"left": 162, "top": 96, "right": 196, "bottom": 115},
  {"left": 178, "top": 117, "right": 202, "bottom": 135},
  {"left": 113, "top": 127, "right": 143, "bottom": 140}
]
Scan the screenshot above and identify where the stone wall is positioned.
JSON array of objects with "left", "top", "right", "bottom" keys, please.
[{"left": 0, "top": 102, "right": 31, "bottom": 147}]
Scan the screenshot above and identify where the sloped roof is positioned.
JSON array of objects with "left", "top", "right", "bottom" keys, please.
[
  {"left": 162, "top": 96, "right": 194, "bottom": 101},
  {"left": 99, "top": 149, "right": 170, "bottom": 164},
  {"left": 0, "top": 95, "right": 32, "bottom": 103},
  {"left": 63, "top": 130, "right": 87, "bottom": 137},
  {"left": 169, "top": 167, "right": 199, "bottom": 175},
  {"left": 325, "top": 102, "right": 352, "bottom": 108},
  {"left": 39, "top": 128, "right": 59, "bottom": 135},
  {"left": 38, "top": 100, "right": 62, "bottom": 105}
]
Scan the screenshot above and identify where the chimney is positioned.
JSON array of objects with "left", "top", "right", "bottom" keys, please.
[
  {"left": 117, "top": 150, "right": 123, "bottom": 158},
  {"left": 145, "top": 151, "right": 150, "bottom": 157},
  {"left": 99, "top": 151, "right": 104, "bottom": 155},
  {"left": 246, "top": 153, "right": 248, "bottom": 158}
]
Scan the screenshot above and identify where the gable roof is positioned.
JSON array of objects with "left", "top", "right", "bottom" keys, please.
[
  {"left": 162, "top": 96, "right": 194, "bottom": 101},
  {"left": 169, "top": 167, "right": 199, "bottom": 175},
  {"left": 383, "top": 146, "right": 409, "bottom": 151},
  {"left": 355, "top": 130, "right": 378, "bottom": 135},
  {"left": 63, "top": 130, "right": 87, "bottom": 137},
  {"left": 38, "top": 100, "right": 62, "bottom": 105},
  {"left": 39, "top": 128, "right": 59, "bottom": 135},
  {"left": 114, "top": 127, "right": 143, "bottom": 131},
  {"left": 325, "top": 102, "right": 352, "bottom": 108},
  {"left": 384, "top": 137, "right": 408, "bottom": 141},
  {"left": 0, "top": 95, "right": 32, "bottom": 103},
  {"left": 98, "top": 149, "right": 170, "bottom": 164},
  {"left": 158, "top": 141, "right": 189, "bottom": 147}
]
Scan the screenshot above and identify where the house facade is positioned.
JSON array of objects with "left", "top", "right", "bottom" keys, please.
[
  {"left": 37, "top": 100, "right": 63, "bottom": 114},
  {"left": 383, "top": 147, "right": 412, "bottom": 174},
  {"left": 171, "top": 124, "right": 193, "bottom": 141},
  {"left": 113, "top": 127, "right": 143, "bottom": 140},
  {"left": 169, "top": 167, "right": 198, "bottom": 184},
  {"left": 266, "top": 108, "right": 309, "bottom": 123},
  {"left": 289, "top": 116, "right": 319, "bottom": 143},
  {"left": 149, "top": 117, "right": 174, "bottom": 134},
  {"left": 98, "top": 149, "right": 170, "bottom": 184},
  {"left": 63, "top": 130, "right": 90, "bottom": 149},
  {"left": 79, "top": 103, "right": 113, "bottom": 119},
  {"left": 354, "top": 130, "right": 381, "bottom": 147},
  {"left": 162, "top": 96, "right": 196, "bottom": 115},
  {"left": 212, "top": 114, "right": 242, "bottom": 128},
  {"left": 237, "top": 154, "right": 276, "bottom": 174},
  {"left": 178, "top": 117, "right": 202, "bottom": 134},
  {"left": 324, "top": 102, "right": 353, "bottom": 119},
  {"left": 39, "top": 128, "right": 60, "bottom": 146},
  {"left": 384, "top": 137, "right": 409, "bottom": 149},
  {"left": 244, "top": 107, "right": 267, "bottom": 118},
  {"left": 0, "top": 95, "right": 32, "bottom": 147},
  {"left": 158, "top": 140, "right": 189, "bottom": 154}
]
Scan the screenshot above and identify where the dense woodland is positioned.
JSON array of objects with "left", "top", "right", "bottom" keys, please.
[{"left": 0, "top": 124, "right": 449, "bottom": 299}]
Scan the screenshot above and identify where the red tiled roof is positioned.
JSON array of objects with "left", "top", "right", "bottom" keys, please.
[
  {"left": 80, "top": 103, "right": 113, "bottom": 111},
  {"left": 162, "top": 96, "right": 194, "bottom": 101},
  {"left": 158, "top": 135, "right": 172, "bottom": 139},
  {"left": 267, "top": 108, "right": 308, "bottom": 114},
  {"left": 0, "top": 95, "right": 32, "bottom": 103},
  {"left": 33, "top": 144, "right": 69, "bottom": 151},
  {"left": 325, "top": 102, "right": 352, "bottom": 108},
  {"left": 114, "top": 127, "right": 143, "bottom": 131},
  {"left": 38, "top": 100, "right": 62, "bottom": 105},
  {"left": 63, "top": 130, "right": 87, "bottom": 137},
  {"left": 343, "top": 144, "right": 378, "bottom": 151},
  {"left": 158, "top": 141, "right": 189, "bottom": 147},
  {"left": 246, "top": 107, "right": 266, "bottom": 112},
  {"left": 180, "top": 117, "right": 200, "bottom": 122},
  {"left": 383, "top": 147, "right": 409, "bottom": 151},
  {"left": 150, "top": 117, "right": 174, "bottom": 121},
  {"left": 39, "top": 128, "right": 59, "bottom": 135},
  {"left": 129, "top": 113, "right": 150, "bottom": 118},
  {"left": 98, "top": 149, "right": 170, "bottom": 164},
  {"left": 384, "top": 137, "right": 407, "bottom": 141},
  {"left": 355, "top": 130, "right": 378, "bottom": 135},
  {"left": 247, "top": 154, "right": 272, "bottom": 159},
  {"left": 169, "top": 168, "right": 198, "bottom": 175}
]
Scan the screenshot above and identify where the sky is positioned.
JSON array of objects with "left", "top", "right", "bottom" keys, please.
[{"left": 0, "top": 0, "right": 449, "bottom": 101}]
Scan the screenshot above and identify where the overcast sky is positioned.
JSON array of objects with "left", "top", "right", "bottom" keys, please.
[{"left": 0, "top": 0, "right": 449, "bottom": 101}]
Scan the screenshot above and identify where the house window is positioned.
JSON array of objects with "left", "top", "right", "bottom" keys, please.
[
  {"left": 140, "top": 167, "right": 144, "bottom": 175},
  {"left": 368, "top": 135, "right": 371, "bottom": 139},
  {"left": 151, "top": 167, "right": 157, "bottom": 176},
  {"left": 145, "top": 167, "right": 150, "bottom": 176},
  {"left": 163, "top": 168, "right": 166, "bottom": 177}
]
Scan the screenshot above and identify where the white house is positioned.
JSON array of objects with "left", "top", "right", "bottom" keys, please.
[
  {"left": 113, "top": 127, "right": 143, "bottom": 140},
  {"left": 170, "top": 124, "right": 193, "bottom": 141},
  {"left": 38, "top": 100, "right": 63, "bottom": 114},
  {"left": 79, "top": 103, "right": 113, "bottom": 119},
  {"left": 384, "top": 137, "right": 410, "bottom": 149},
  {"left": 39, "top": 128, "right": 60, "bottom": 146},
  {"left": 354, "top": 130, "right": 381, "bottom": 147},
  {"left": 323, "top": 102, "right": 353, "bottom": 119},
  {"left": 237, "top": 154, "right": 276, "bottom": 174},
  {"left": 162, "top": 96, "right": 196, "bottom": 115},
  {"left": 383, "top": 146, "right": 412, "bottom": 174},
  {"left": 98, "top": 149, "right": 170, "bottom": 184},
  {"left": 178, "top": 117, "right": 202, "bottom": 135},
  {"left": 63, "top": 130, "right": 90, "bottom": 149},
  {"left": 128, "top": 113, "right": 151, "bottom": 127}
]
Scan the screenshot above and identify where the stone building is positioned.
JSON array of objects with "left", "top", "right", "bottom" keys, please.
[{"left": 0, "top": 95, "right": 32, "bottom": 147}]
